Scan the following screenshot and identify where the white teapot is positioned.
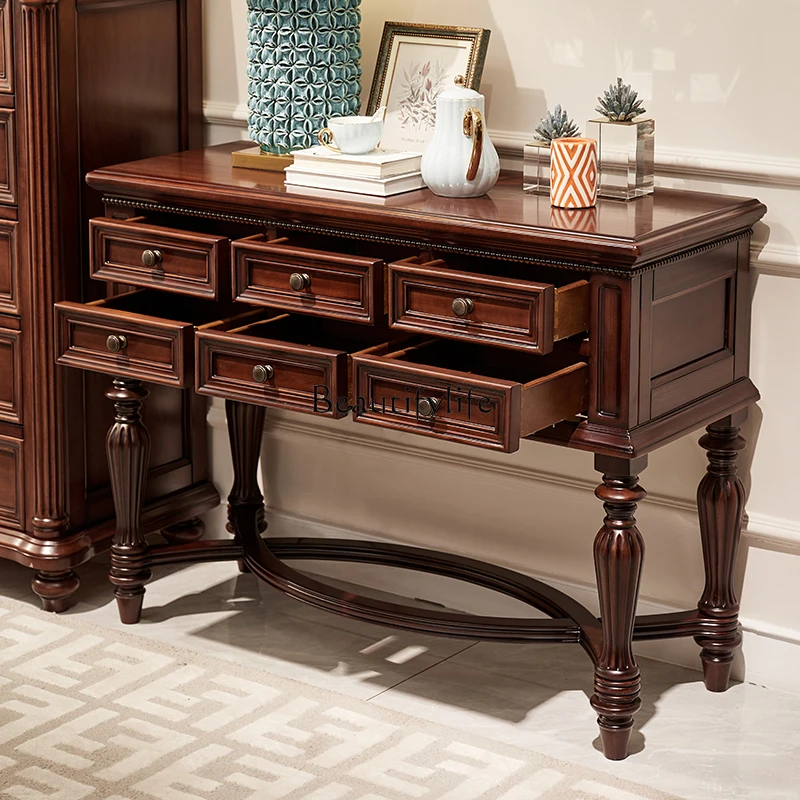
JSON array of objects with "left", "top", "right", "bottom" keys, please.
[{"left": 421, "top": 76, "right": 500, "bottom": 198}]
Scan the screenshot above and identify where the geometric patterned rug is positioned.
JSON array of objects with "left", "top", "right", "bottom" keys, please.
[{"left": 0, "top": 595, "right": 683, "bottom": 800}]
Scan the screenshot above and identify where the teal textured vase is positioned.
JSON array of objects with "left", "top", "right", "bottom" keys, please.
[{"left": 247, "top": 0, "right": 363, "bottom": 155}]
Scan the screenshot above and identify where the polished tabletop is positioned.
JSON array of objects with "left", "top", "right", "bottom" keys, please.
[{"left": 87, "top": 142, "right": 766, "bottom": 271}]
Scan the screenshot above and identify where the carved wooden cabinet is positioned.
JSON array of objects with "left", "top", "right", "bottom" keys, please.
[
  {"left": 55, "top": 142, "right": 766, "bottom": 759},
  {"left": 0, "top": 0, "right": 213, "bottom": 611}
]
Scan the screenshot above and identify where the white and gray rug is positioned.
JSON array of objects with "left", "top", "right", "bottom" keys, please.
[{"left": 0, "top": 595, "right": 682, "bottom": 800}]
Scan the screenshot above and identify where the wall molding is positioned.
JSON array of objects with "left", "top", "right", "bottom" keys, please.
[
  {"left": 207, "top": 405, "right": 800, "bottom": 549},
  {"left": 205, "top": 100, "right": 800, "bottom": 189}
]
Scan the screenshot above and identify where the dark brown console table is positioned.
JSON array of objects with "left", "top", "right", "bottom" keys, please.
[{"left": 55, "top": 142, "right": 766, "bottom": 760}]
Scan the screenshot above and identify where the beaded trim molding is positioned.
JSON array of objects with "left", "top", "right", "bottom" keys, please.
[{"left": 103, "top": 196, "right": 753, "bottom": 277}]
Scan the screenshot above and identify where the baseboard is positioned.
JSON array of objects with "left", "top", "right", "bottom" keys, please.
[{"left": 257, "top": 506, "right": 800, "bottom": 696}]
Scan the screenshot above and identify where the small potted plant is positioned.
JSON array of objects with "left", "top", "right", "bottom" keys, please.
[
  {"left": 586, "top": 78, "right": 655, "bottom": 200},
  {"left": 523, "top": 105, "right": 581, "bottom": 195}
]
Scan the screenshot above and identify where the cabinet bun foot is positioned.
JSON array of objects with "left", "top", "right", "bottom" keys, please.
[
  {"left": 161, "top": 517, "right": 206, "bottom": 545},
  {"left": 32, "top": 570, "right": 80, "bottom": 613}
]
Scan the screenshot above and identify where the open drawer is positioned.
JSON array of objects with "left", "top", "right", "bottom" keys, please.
[
  {"left": 90, "top": 216, "right": 230, "bottom": 300},
  {"left": 352, "top": 339, "right": 588, "bottom": 453},
  {"left": 389, "top": 255, "right": 590, "bottom": 354},
  {"left": 196, "top": 314, "right": 401, "bottom": 418},
  {"left": 55, "top": 290, "right": 247, "bottom": 387},
  {"left": 232, "top": 235, "right": 385, "bottom": 324}
]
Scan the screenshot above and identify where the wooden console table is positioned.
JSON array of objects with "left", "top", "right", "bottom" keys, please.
[{"left": 55, "top": 142, "right": 766, "bottom": 760}]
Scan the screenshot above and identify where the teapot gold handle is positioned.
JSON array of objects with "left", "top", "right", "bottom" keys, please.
[{"left": 463, "top": 107, "right": 484, "bottom": 182}]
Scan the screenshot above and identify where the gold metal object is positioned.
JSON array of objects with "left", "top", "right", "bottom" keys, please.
[
  {"left": 318, "top": 128, "right": 341, "bottom": 153},
  {"left": 452, "top": 297, "right": 474, "bottom": 317},
  {"left": 106, "top": 334, "right": 127, "bottom": 353},
  {"left": 463, "top": 108, "right": 484, "bottom": 182},
  {"left": 231, "top": 146, "right": 295, "bottom": 172},
  {"left": 289, "top": 272, "right": 311, "bottom": 291},
  {"left": 252, "top": 365, "right": 275, "bottom": 384},
  {"left": 141, "top": 248, "right": 162, "bottom": 268}
]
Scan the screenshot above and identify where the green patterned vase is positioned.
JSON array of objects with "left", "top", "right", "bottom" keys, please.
[{"left": 247, "top": 0, "right": 362, "bottom": 155}]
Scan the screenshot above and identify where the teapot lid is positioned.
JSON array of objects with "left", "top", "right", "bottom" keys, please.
[{"left": 438, "top": 74, "right": 482, "bottom": 101}]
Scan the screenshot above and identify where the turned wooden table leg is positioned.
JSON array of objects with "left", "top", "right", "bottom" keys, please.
[
  {"left": 106, "top": 378, "right": 152, "bottom": 624},
  {"left": 225, "top": 400, "right": 267, "bottom": 573},
  {"left": 695, "top": 414, "right": 747, "bottom": 692},
  {"left": 591, "top": 455, "right": 647, "bottom": 761}
]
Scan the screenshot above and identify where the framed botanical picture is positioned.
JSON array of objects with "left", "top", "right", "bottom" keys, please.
[{"left": 367, "top": 22, "right": 491, "bottom": 153}]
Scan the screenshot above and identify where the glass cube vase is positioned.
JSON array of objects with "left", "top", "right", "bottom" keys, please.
[
  {"left": 246, "top": 0, "right": 363, "bottom": 156},
  {"left": 522, "top": 141, "right": 551, "bottom": 195},
  {"left": 585, "top": 117, "right": 655, "bottom": 200}
]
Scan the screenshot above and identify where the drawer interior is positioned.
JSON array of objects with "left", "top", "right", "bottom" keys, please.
[
  {"left": 93, "top": 289, "right": 235, "bottom": 326},
  {"left": 412, "top": 252, "right": 587, "bottom": 289},
  {"left": 223, "top": 313, "right": 396, "bottom": 354},
  {"left": 382, "top": 337, "right": 585, "bottom": 384}
]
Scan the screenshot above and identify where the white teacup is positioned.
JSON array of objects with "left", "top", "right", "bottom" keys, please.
[{"left": 318, "top": 115, "right": 384, "bottom": 155}]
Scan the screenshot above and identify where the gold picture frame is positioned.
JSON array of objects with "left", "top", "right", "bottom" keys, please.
[{"left": 366, "top": 21, "right": 491, "bottom": 153}]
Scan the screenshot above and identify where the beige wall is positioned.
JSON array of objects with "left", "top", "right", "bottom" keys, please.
[{"left": 202, "top": 1, "right": 800, "bottom": 691}]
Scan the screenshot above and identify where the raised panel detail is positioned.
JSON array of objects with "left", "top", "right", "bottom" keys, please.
[
  {"left": 0, "top": 327, "right": 21, "bottom": 424},
  {"left": 651, "top": 279, "right": 730, "bottom": 377},
  {"left": 0, "top": 109, "right": 16, "bottom": 205},
  {"left": 596, "top": 284, "right": 622, "bottom": 419},
  {"left": 0, "top": 433, "right": 23, "bottom": 529},
  {"left": 0, "top": 2, "right": 12, "bottom": 95},
  {"left": 0, "top": 220, "right": 18, "bottom": 314}
]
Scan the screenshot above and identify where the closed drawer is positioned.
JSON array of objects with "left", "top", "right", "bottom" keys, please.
[
  {"left": 390, "top": 256, "right": 590, "bottom": 354},
  {"left": 55, "top": 290, "right": 238, "bottom": 387},
  {"left": 197, "top": 314, "right": 397, "bottom": 418},
  {"left": 0, "top": 431, "right": 23, "bottom": 530},
  {"left": 0, "top": 109, "right": 15, "bottom": 205},
  {"left": 90, "top": 217, "right": 230, "bottom": 300},
  {"left": 232, "top": 235, "right": 385, "bottom": 324},
  {"left": 0, "top": 219, "right": 18, "bottom": 314},
  {"left": 0, "top": 326, "right": 21, "bottom": 424},
  {"left": 353, "top": 339, "right": 588, "bottom": 453}
]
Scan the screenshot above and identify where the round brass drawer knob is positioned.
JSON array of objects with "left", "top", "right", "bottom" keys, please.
[
  {"left": 252, "top": 364, "right": 275, "bottom": 384},
  {"left": 418, "top": 398, "right": 436, "bottom": 419},
  {"left": 289, "top": 272, "right": 311, "bottom": 292},
  {"left": 452, "top": 297, "right": 474, "bottom": 317},
  {"left": 106, "top": 334, "right": 128, "bottom": 353},
  {"left": 141, "top": 248, "right": 163, "bottom": 268}
]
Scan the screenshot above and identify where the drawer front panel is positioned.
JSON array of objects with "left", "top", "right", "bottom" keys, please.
[
  {"left": 0, "top": 110, "right": 15, "bottom": 205},
  {"left": 233, "top": 237, "right": 384, "bottom": 324},
  {"left": 354, "top": 357, "right": 520, "bottom": 452},
  {"left": 90, "top": 218, "right": 230, "bottom": 299},
  {"left": 55, "top": 301, "right": 194, "bottom": 387},
  {"left": 390, "top": 262, "right": 555, "bottom": 353},
  {"left": 196, "top": 330, "right": 347, "bottom": 417},
  {"left": 0, "top": 327, "right": 21, "bottom": 424},
  {"left": 0, "top": 432, "right": 23, "bottom": 530},
  {"left": 0, "top": 219, "right": 18, "bottom": 314}
]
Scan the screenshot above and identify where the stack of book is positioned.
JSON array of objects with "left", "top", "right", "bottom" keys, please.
[{"left": 284, "top": 147, "right": 425, "bottom": 197}]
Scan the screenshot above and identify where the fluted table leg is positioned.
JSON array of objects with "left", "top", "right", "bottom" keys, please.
[
  {"left": 225, "top": 400, "right": 267, "bottom": 573},
  {"left": 696, "top": 415, "right": 747, "bottom": 692},
  {"left": 106, "top": 378, "right": 151, "bottom": 624},
  {"left": 591, "top": 455, "right": 647, "bottom": 760}
]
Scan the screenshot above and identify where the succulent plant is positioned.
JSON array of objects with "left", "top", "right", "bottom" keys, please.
[
  {"left": 596, "top": 78, "right": 647, "bottom": 121},
  {"left": 533, "top": 105, "right": 581, "bottom": 144}
]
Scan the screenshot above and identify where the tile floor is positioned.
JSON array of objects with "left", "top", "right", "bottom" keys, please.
[{"left": 2, "top": 554, "right": 799, "bottom": 800}]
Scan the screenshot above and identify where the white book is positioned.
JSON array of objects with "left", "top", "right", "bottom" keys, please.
[
  {"left": 291, "top": 146, "right": 423, "bottom": 179},
  {"left": 284, "top": 166, "right": 426, "bottom": 197}
]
